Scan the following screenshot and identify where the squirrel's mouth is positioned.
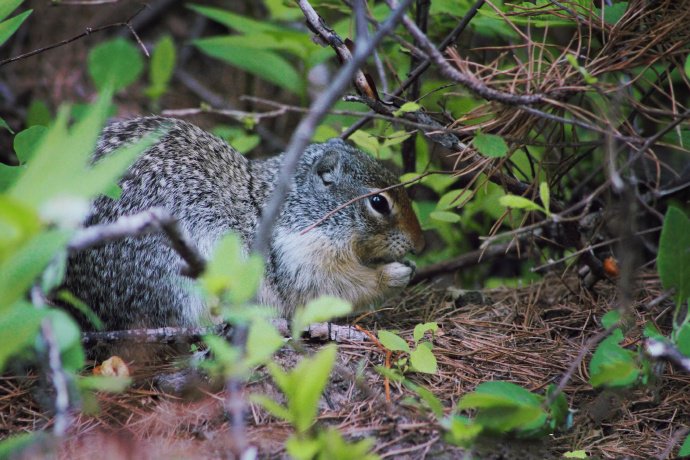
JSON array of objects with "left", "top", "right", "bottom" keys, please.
[{"left": 363, "top": 255, "right": 406, "bottom": 267}]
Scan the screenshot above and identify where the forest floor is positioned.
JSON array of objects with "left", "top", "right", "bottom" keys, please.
[{"left": 2, "top": 272, "right": 688, "bottom": 459}]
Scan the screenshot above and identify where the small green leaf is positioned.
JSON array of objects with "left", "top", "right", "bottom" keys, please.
[
  {"left": 251, "top": 394, "right": 292, "bottom": 422},
  {"left": 430, "top": 210, "right": 461, "bottom": 223},
  {"left": 0, "top": 0, "right": 23, "bottom": 22},
  {"left": 499, "top": 195, "right": 544, "bottom": 212},
  {"left": 658, "top": 207, "right": 690, "bottom": 303},
  {"left": 589, "top": 329, "right": 640, "bottom": 388},
  {"left": 563, "top": 451, "right": 588, "bottom": 459},
  {"left": 601, "top": 2, "right": 627, "bottom": 25},
  {"left": 413, "top": 322, "right": 439, "bottom": 343},
  {"left": 601, "top": 310, "right": 621, "bottom": 329},
  {"left": 393, "top": 102, "right": 421, "bottom": 117},
  {"left": 288, "top": 345, "right": 337, "bottom": 433},
  {"left": 0, "top": 432, "right": 40, "bottom": 460},
  {"left": 675, "top": 323, "right": 690, "bottom": 357},
  {"left": 0, "top": 117, "right": 13, "bottom": 134},
  {"left": 146, "top": 35, "right": 176, "bottom": 100},
  {"left": 88, "top": 37, "right": 144, "bottom": 92},
  {"left": 436, "top": 189, "right": 471, "bottom": 211},
  {"left": 405, "top": 381, "right": 444, "bottom": 418},
  {"left": 348, "top": 130, "right": 380, "bottom": 156},
  {"left": 685, "top": 54, "right": 690, "bottom": 80},
  {"left": 442, "top": 415, "right": 483, "bottom": 447},
  {"left": 0, "top": 9, "right": 31, "bottom": 48},
  {"left": 539, "top": 182, "right": 550, "bottom": 213},
  {"left": 26, "top": 100, "right": 52, "bottom": 127},
  {"left": 378, "top": 330, "right": 410, "bottom": 353},
  {"left": 246, "top": 317, "right": 285, "bottom": 366},
  {"left": 474, "top": 132, "right": 508, "bottom": 158},
  {"left": 13, "top": 125, "right": 47, "bottom": 164},
  {"left": 193, "top": 38, "right": 303, "bottom": 95},
  {"left": 78, "top": 375, "right": 132, "bottom": 392},
  {"left": 0, "top": 302, "right": 45, "bottom": 372},
  {"left": 679, "top": 432, "right": 690, "bottom": 457},
  {"left": 410, "top": 345, "right": 438, "bottom": 374}
]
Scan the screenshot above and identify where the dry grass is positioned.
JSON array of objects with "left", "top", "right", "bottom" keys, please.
[{"left": 2, "top": 271, "right": 687, "bottom": 459}]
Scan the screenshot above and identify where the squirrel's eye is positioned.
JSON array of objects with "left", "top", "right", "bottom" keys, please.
[{"left": 368, "top": 194, "right": 390, "bottom": 215}]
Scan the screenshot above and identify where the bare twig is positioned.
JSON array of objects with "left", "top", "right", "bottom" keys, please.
[
  {"left": 41, "top": 320, "right": 71, "bottom": 437},
  {"left": 0, "top": 6, "right": 149, "bottom": 67},
  {"left": 341, "top": 0, "right": 487, "bottom": 138},
  {"left": 544, "top": 324, "right": 618, "bottom": 407},
  {"left": 388, "top": 0, "right": 544, "bottom": 105},
  {"left": 68, "top": 208, "right": 206, "bottom": 278},
  {"left": 81, "top": 320, "right": 368, "bottom": 345},
  {"left": 161, "top": 106, "right": 287, "bottom": 123}
]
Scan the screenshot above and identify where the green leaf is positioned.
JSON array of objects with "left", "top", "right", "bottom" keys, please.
[
  {"left": 658, "top": 207, "right": 690, "bottom": 303},
  {"left": 26, "top": 99, "right": 52, "bottom": 127},
  {"left": 13, "top": 125, "right": 47, "bottom": 164},
  {"left": 0, "top": 117, "right": 13, "bottom": 134},
  {"left": 442, "top": 415, "right": 483, "bottom": 447},
  {"left": 405, "top": 381, "right": 444, "bottom": 418},
  {"left": 413, "top": 322, "right": 438, "bottom": 343},
  {"left": 291, "top": 295, "right": 352, "bottom": 340},
  {"left": 601, "top": 310, "right": 621, "bottom": 329},
  {"left": 78, "top": 375, "right": 132, "bottom": 393},
  {"left": 539, "top": 182, "right": 550, "bottom": 214},
  {"left": 285, "top": 435, "right": 320, "bottom": 460},
  {"left": 563, "top": 451, "right": 588, "bottom": 459},
  {"left": 251, "top": 394, "right": 292, "bottom": 422},
  {"left": 459, "top": 381, "right": 546, "bottom": 432},
  {"left": 679, "top": 432, "right": 690, "bottom": 457},
  {"left": 0, "top": 195, "right": 40, "bottom": 262},
  {"left": 601, "top": 2, "right": 627, "bottom": 24},
  {"left": 0, "top": 432, "right": 40, "bottom": 460},
  {"left": 0, "top": 9, "right": 31, "bottom": 48},
  {"left": 675, "top": 323, "right": 690, "bottom": 357},
  {"left": 430, "top": 210, "right": 461, "bottom": 223},
  {"left": 246, "top": 317, "right": 285, "bottom": 366},
  {"left": 284, "top": 345, "right": 337, "bottom": 433},
  {"left": 200, "top": 233, "right": 264, "bottom": 305},
  {"left": 0, "top": 302, "right": 45, "bottom": 371},
  {"left": 189, "top": 4, "right": 284, "bottom": 34},
  {"left": 474, "top": 132, "right": 508, "bottom": 158},
  {"left": 436, "top": 189, "right": 471, "bottom": 211},
  {"left": 146, "top": 35, "right": 176, "bottom": 100},
  {"left": 0, "top": 0, "right": 22, "bottom": 21},
  {"left": 348, "top": 130, "right": 380, "bottom": 155},
  {"left": 193, "top": 38, "right": 303, "bottom": 95},
  {"left": 685, "top": 54, "right": 690, "bottom": 80},
  {"left": 0, "top": 229, "right": 71, "bottom": 309},
  {"left": 378, "top": 330, "right": 410, "bottom": 353},
  {"left": 499, "top": 195, "right": 545, "bottom": 212},
  {"left": 410, "top": 345, "right": 438, "bottom": 374},
  {"left": 88, "top": 37, "right": 144, "bottom": 92},
  {"left": 589, "top": 329, "right": 640, "bottom": 388},
  {"left": 393, "top": 102, "right": 421, "bottom": 117}
]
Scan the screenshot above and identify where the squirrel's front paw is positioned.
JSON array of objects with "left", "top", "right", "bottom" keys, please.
[{"left": 380, "top": 261, "right": 414, "bottom": 289}]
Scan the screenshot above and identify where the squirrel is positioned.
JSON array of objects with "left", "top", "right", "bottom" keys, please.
[{"left": 63, "top": 117, "right": 425, "bottom": 330}]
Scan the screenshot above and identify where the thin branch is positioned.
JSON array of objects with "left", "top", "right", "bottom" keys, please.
[
  {"left": 81, "top": 320, "right": 369, "bottom": 345},
  {"left": 341, "top": 0, "right": 487, "bottom": 138},
  {"left": 68, "top": 208, "right": 206, "bottom": 278},
  {"left": 544, "top": 324, "right": 618, "bottom": 407},
  {"left": 388, "top": 0, "right": 544, "bottom": 105},
  {"left": 41, "top": 320, "right": 71, "bottom": 437},
  {"left": 161, "top": 106, "right": 288, "bottom": 123},
  {"left": 0, "top": 6, "right": 149, "bottom": 67}
]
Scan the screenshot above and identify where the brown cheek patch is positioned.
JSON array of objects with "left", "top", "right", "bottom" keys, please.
[{"left": 392, "top": 188, "right": 425, "bottom": 253}]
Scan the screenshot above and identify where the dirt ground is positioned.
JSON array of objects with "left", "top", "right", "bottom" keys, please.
[{"left": 2, "top": 271, "right": 688, "bottom": 459}]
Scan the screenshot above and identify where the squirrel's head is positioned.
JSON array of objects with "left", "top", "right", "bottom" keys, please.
[{"left": 285, "top": 139, "right": 425, "bottom": 266}]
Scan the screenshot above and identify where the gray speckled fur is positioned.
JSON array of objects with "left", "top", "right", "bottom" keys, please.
[{"left": 64, "top": 117, "right": 422, "bottom": 330}]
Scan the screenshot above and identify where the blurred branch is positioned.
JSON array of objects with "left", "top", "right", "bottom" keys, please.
[
  {"left": 0, "top": 6, "right": 149, "bottom": 67},
  {"left": 646, "top": 339, "right": 690, "bottom": 373},
  {"left": 41, "top": 320, "right": 71, "bottom": 437},
  {"left": 68, "top": 208, "right": 206, "bottom": 278}
]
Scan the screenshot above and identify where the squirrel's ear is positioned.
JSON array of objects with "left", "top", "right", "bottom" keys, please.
[{"left": 314, "top": 150, "right": 341, "bottom": 186}]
